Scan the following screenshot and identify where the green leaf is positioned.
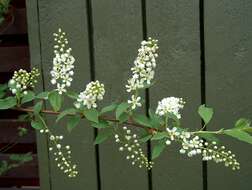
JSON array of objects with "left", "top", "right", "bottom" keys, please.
[
  {"left": 167, "top": 113, "right": 181, "bottom": 129},
  {"left": 133, "top": 114, "right": 152, "bottom": 128},
  {"left": 197, "top": 133, "right": 219, "bottom": 143},
  {"left": 198, "top": 104, "right": 214, "bottom": 125},
  {"left": 56, "top": 108, "right": 77, "bottom": 123},
  {"left": 33, "top": 101, "right": 43, "bottom": 115},
  {"left": 224, "top": 129, "right": 252, "bottom": 144},
  {"left": 0, "top": 84, "right": 8, "bottom": 92},
  {"left": 18, "top": 114, "right": 30, "bottom": 122},
  {"left": 36, "top": 91, "right": 49, "bottom": 99},
  {"left": 241, "top": 127, "right": 252, "bottom": 133},
  {"left": 152, "top": 132, "right": 168, "bottom": 140},
  {"left": 31, "top": 114, "right": 47, "bottom": 130},
  {"left": 48, "top": 91, "right": 62, "bottom": 111},
  {"left": 100, "top": 103, "right": 117, "bottom": 115},
  {"left": 152, "top": 140, "right": 166, "bottom": 159},
  {"left": 233, "top": 118, "right": 252, "bottom": 133},
  {"left": 84, "top": 109, "right": 99, "bottom": 123},
  {"left": 116, "top": 102, "right": 129, "bottom": 120},
  {"left": 21, "top": 91, "right": 35, "bottom": 104},
  {"left": 94, "top": 128, "right": 113, "bottom": 144},
  {"left": 91, "top": 120, "right": 109, "bottom": 129},
  {"left": 18, "top": 127, "right": 28, "bottom": 137},
  {"left": 149, "top": 109, "right": 162, "bottom": 128},
  {"left": 67, "top": 115, "right": 81, "bottom": 132},
  {"left": 66, "top": 91, "right": 78, "bottom": 99},
  {"left": 235, "top": 118, "right": 251, "bottom": 129},
  {"left": 0, "top": 91, "right": 5, "bottom": 99},
  {"left": 0, "top": 161, "right": 8, "bottom": 175},
  {"left": 0, "top": 84, "right": 8, "bottom": 98},
  {"left": 118, "top": 112, "right": 129, "bottom": 123},
  {"left": 139, "top": 134, "right": 152, "bottom": 143},
  {"left": 31, "top": 120, "right": 43, "bottom": 130},
  {"left": 10, "top": 153, "right": 33, "bottom": 162},
  {"left": 0, "top": 97, "right": 16, "bottom": 110}
]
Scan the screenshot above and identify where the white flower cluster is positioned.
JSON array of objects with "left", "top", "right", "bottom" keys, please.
[
  {"left": 156, "top": 97, "right": 185, "bottom": 119},
  {"left": 165, "top": 127, "right": 240, "bottom": 170},
  {"left": 126, "top": 38, "right": 158, "bottom": 93},
  {"left": 39, "top": 129, "right": 78, "bottom": 177},
  {"left": 75, "top": 80, "right": 105, "bottom": 109},
  {"left": 126, "top": 38, "right": 158, "bottom": 110},
  {"left": 50, "top": 28, "right": 75, "bottom": 94},
  {"left": 8, "top": 68, "right": 40, "bottom": 95},
  {"left": 114, "top": 126, "right": 153, "bottom": 170}
]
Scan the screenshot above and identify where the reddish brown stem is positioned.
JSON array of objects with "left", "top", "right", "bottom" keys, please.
[{"left": 12, "top": 107, "right": 156, "bottom": 133}]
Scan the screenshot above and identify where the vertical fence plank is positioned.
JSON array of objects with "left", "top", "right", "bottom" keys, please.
[
  {"left": 146, "top": 1, "right": 203, "bottom": 189},
  {"left": 27, "top": 0, "right": 98, "bottom": 189},
  {"left": 26, "top": 0, "right": 51, "bottom": 189},
  {"left": 205, "top": 1, "right": 252, "bottom": 189},
  {"left": 92, "top": 0, "right": 149, "bottom": 189}
]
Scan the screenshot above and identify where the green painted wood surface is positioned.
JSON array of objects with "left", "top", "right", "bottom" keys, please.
[
  {"left": 26, "top": 0, "right": 97, "bottom": 189},
  {"left": 92, "top": 0, "right": 149, "bottom": 189},
  {"left": 146, "top": 1, "right": 203, "bottom": 189},
  {"left": 205, "top": 1, "right": 252, "bottom": 189},
  {"left": 26, "top": 1, "right": 51, "bottom": 189}
]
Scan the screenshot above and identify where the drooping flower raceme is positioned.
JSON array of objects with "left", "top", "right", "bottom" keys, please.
[
  {"left": 50, "top": 28, "right": 75, "bottom": 94},
  {"left": 114, "top": 126, "right": 153, "bottom": 170},
  {"left": 74, "top": 80, "right": 105, "bottom": 109},
  {"left": 39, "top": 128, "right": 78, "bottom": 177},
  {"left": 8, "top": 68, "right": 40, "bottom": 95},
  {"left": 156, "top": 97, "right": 185, "bottom": 119},
  {"left": 126, "top": 38, "right": 158, "bottom": 110},
  {"left": 164, "top": 127, "right": 240, "bottom": 170}
]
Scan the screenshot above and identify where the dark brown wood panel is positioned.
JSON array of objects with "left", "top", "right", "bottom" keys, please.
[
  {"left": 0, "top": 46, "right": 30, "bottom": 72},
  {"left": 2, "top": 8, "right": 27, "bottom": 35},
  {"left": 0, "top": 154, "right": 39, "bottom": 187},
  {"left": 0, "top": 120, "right": 35, "bottom": 144}
]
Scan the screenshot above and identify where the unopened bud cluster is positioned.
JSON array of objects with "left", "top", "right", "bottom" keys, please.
[
  {"left": 8, "top": 68, "right": 40, "bottom": 95},
  {"left": 114, "top": 126, "right": 153, "bottom": 170},
  {"left": 51, "top": 28, "right": 75, "bottom": 94},
  {"left": 39, "top": 128, "right": 78, "bottom": 177},
  {"left": 75, "top": 80, "right": 105, "bottom": 109},
  {"left": 165, "top": 127, "right": 240, "bottom": 170},
  {"left": 201, "top": 141, "right": 240, "bottom": 170}
]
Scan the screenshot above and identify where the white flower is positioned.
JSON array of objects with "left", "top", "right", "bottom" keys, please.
[
  {"left": 128, "top": 95, "right": 142, "bottom": 110},
  {"left": 166, "top": 140, "right": 171, "bottom": 145},
  {"left": 9, "top": 79, "right": 15, "bottom": 85},
  {"left": 155, "top": 97, "right": 185, "bottom": 119},
  {"left": 126, "top": 38, "right": 158, "bottom": 93},
  {"left": 166, "top": 127, "right": 180, "bottom": 141},
  {"left": 57, "top": 83, "right": 66, "bottom": 95},
  {"left": 51, "top": 29, "right": 75, "bottom": 94},
  {"left": 75, "top": 80, "right": 105, "bottom": 109}
]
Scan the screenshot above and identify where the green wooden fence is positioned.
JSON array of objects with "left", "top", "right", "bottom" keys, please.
[{"left": 25, "top": 0, "right": 252, "bottom": 190}]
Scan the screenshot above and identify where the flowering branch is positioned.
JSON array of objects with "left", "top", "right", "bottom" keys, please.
[
  {"left": 12, "top": 106, "right": 148, "bottom": 130},
  {"left": 1, "top": 28, "right": 252, "bottom": 178}
]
